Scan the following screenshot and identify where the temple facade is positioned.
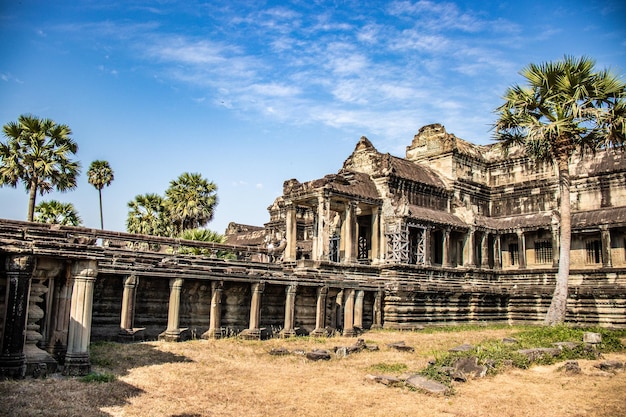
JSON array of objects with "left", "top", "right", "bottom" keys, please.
[{"left": 245, "top": 123, "right": 626, "bottom": 273}]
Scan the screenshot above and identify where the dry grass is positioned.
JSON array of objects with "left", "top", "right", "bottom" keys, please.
[{"left": 1, "top": 327, "right": 625, "bottom": 417}]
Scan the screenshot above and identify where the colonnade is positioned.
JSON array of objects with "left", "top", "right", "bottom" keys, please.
[{"left": 0, "top": 256, "right": 98, "bottom": 378}]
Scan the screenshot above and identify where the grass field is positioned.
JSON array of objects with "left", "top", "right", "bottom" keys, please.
[{"left": 1, "top": 326, "right": 625, "bottom": 417}]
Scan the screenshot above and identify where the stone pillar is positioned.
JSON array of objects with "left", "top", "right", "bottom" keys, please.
[
  {"left": 43, "top": 270, "right": 72, "bottom": 363},
  {"left": 202, "top": 281, "right": 224, "bottom": 339},
  {"left": 314, "top": 198, "right": 327, "bottom": 261},
  {"left": 600, "top": 227, "right": 612, "bottom": 268},
  {"left": 64, "top": 260, "right": 98, "bottom": 376},
  {"left": 371, "top": 208, "right": 380, "bottom": 263},
  {"left": 494, "top": 234, "right": 502, "bottom": 270},
  {"left": 310, "top": 286, "right": 329, "bottom": 337},
  {"left": 442, "top": 229, "right": 452, "bottom": 267},
  {"left": 371, "top": 289, "right": 384, "bottom": 329},
  {"left": 240, "top": 282, "right": 265, "bottom": 339},
  {"left": 423, "top": 228, "right": 431, "bottom": 266},
  {"left": 481, "top": 232, "right": 490, "bottom": 268},
  {"left": 158, "top": 278, "right": 186, "bottom": 342},
  {"left": 353, "top": 290, "right": 364, "bottom": 330},
  {"left": 344, "top": 202, "right": 357, "bottom": 263},
  {"left": 285, "top": 203, "right": 297, "bottom": 262},
  {"left": 551, "top": 225, "right": 560, "bottom": 268},
  {"left": 334, "top": 290, "right": 344, "bottom": 330},
  {"left": 118, "top": 275, "right": 143, "bottom": 342},
  {"left": 517, "top": 230, "right": 526, "bottom": 269},
  {"left": 25, "top": 259, "right": 63, "bottom": 376},
  {"left": 465, "top": 228, "right": 476, "bottom": 267},
  {"left": 279, "top": 284, "right": 297, "bottom": 338},
  {"left": 342, "top": 289, "right": 356, "bottom": 337},
  {"left": 0, "top": 255, "right": 35, "bottom": 379}
]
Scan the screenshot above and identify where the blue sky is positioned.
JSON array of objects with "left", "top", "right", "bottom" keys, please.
[{"left": 1, "top": 0, "right": 625, "bottom": 234}]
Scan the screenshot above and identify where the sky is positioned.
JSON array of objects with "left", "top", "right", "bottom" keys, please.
[{"left": 1, "top": 0, "right": 625, "bottom": 234}]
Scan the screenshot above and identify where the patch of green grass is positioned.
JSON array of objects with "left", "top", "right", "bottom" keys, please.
[
  {"left": 89, "top": 341, "right": 118, "bottom": 368},
  {"left": 367, "top": 362, "right": 409, "bottom": 374},
  {"left": 79, "top": 372, "right": 116, "bottom": 383},
  {"left": 419, "top": 325, "right": 626, "bottom": 386}
]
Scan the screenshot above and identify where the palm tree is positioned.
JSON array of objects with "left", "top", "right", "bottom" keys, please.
[
  {"left": 165, "top": 172, "right": 218, "bottom": 235},
  {"left": 179, "top": 228, "right": 234, "bottom": 258},
  {"left": 87, "top": 160, "right": 114, "bottom": 229},
  {"left": 34, "top": 200, "right": 82, "bottom": 226},
  {"left": 494, "top": 56, "right": 625, "bottom": 325},
  {"left": 126, "top": 193, "right": 171, "bottom": 236},
  {"left": 1, "top": 114, "right": 81, "bottom": 221}
]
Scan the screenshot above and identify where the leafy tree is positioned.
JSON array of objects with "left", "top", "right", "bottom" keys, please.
[
  {"left": 34, "top": 200, "right": 82, "bottom": 226},
  {"left": 494, "top": 56, "right": 625, "bottom": 325},
  {"left": 165, "top": 172, "right": 218, "bottom": 235},
  {"left": 87, "top": 160, "right": 114, "bottom": 230},
  {"left": 0, "top": 114, "right": 80, "bottom": 221},
  {"left": 126, "top": 193, "right": 171, "bottom": 236}
]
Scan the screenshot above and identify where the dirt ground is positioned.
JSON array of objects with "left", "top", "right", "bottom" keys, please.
[{"left": 1, "top": 328, "right": 625, "bottom": 417}]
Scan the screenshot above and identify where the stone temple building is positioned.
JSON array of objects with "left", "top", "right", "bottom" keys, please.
[{"left": 230, "top": 123, "right": 626, "bottom": 273}]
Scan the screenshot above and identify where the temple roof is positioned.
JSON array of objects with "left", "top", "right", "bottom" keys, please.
[
  {"left": 407, "top": 205, "right": 466, "bottom": 228},
  {"left": 383, "top": 154, "right": 448, "bottom": 189}
]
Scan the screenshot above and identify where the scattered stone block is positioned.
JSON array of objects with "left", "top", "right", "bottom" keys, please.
[
  {"left": 553, "top": 342, "right": 580, "bottom": 351},
  {"left": 583, "top": 332, "right": 602, "bottom": 344},
  {"left": 387, "top": 341, "right": 415, "bottom": 352},
  {"left": 453, "top": 356, "right": 487, "bottom": 378},
  {"left": 502, "top": 337, "right": 518, "bottom": 344},
  {"left": 517, "top": 347, "right": 561, "bottom": 362},
  {"left": 560, "top": 361, "right": 581, "bottom": 374},
  {"left": 268, "top": 347, "right": 290, "bottom": 356},
  {"left": 596, "top": 360, "right": 624, "bottom": 372},
  {"left": 306, "top": 349, "right": 331, "bottom": 361},
  {"left": 448, "top": 343, "right": 474, "bottom": 352},
  {"left": 364, "top": 374, "right": 403, "bottom": 386},
  {"left": 405, "top": 375, "right": 449, "bottom": 395}
]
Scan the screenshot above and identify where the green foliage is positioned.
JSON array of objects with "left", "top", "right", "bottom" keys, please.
[
  {"left": 178, "top": 228, "right": 234, "bottom": 258},
  {"left": 368, "top": 362, "right": 409, "bottom": 374},
  {"left": 126, "top": 172, "right": 218, "bottom": 237},
  {"left": 87, "top": 160, "right": 114, "bottom": 229},
  {"left": 1, "top": 114, "right": 80, "bottom": 221},
  {"left": 419, "top": 325, "right": 626, "bottom": 386},
  {"left": 34, "top": 200, "right": 82, "bottom": 226},
  {"left": 79, "top": 372, "right": 116, "bottom": 383}
]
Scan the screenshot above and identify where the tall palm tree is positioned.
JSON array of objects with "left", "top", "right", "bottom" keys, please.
[
  {"left": 165, "top": 172, "right": 218, "bottom": 235},
  {"left": 0, "top": 114, "right": 81, "bottom": 221},
  {"left": 87, "top": 160, "right": 114, "bottom": 229},
  {"left": 494, "top": 56, "right": 625, "bottom": 325},
  {"left": 126, "top": 193, "right": 171, "bottom": 236},
  {"left": 34, "top": 200, "right": 82, "bottom": 226}
]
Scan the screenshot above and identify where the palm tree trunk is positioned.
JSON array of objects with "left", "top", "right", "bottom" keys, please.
[
  {"left": 98, "top": 189, "right": 104, "bottom": 230},
  {"left": 544, "top": 156, "right": 571, "bottom": 325},
  {"left": 27, "top": 181, "right": 37, "bottom": 222}
]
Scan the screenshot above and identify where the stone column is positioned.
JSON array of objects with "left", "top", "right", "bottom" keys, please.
[
  {"left": 118, "top": 275, "right": 143, "bottom": 342},
  {"left": 314, "top": 198, "right": 327, "bottom": 261},
  {"left": 158, "top": 278, "right": 186, "bottom": 342},
  {"left": 279, "top": 284, "right": 297, "bottom": 338},
  {"left": 371, "top": 208, "right": 380, "bottom": 263},
  {"left": 551, "top": 225, "right": 560, "bottom": 268},
  {"left": 600, "top": 226, "right": 612, "bottom": 268},
  {"left": 285, "top": 203, "right": 297, "bottom": 262},
  {"left": 423, "top": 228, "right": 432, "bottom": 266},
  {"left": 371, "top": 289, "right": 384, "bottom": 329},
  {"left": 64, "top": 260, "right": 98, "bottom": 376},
  {"left": 240, "top": 282, "right": 265, "bottom": 339},
  {"left": 342, "top": 289, "right": 356, "bottom": 337},
  {"left": 464, "top": 228, "right": 476, "bottom": 267},
  {"left": 353, "top": 290, "right": 364, "bottom": 330},
  {"left": 442, "top": 229, "right": 452, "bottom": 267},
  {"left": 344, "top": 202, "right": 357, "bottom": 263},
  {"left": 25, "top": 259, "right": 63, "bottom": 376},
  {"left": 0, "top": 255, "right": 35, "bottom": 379},
  {"left": 480, "top": 232, "right": 489, "bottom": 268},
  {"left": 517, "top": 230, "right": 526, "bottom": 269},
  {"left": 494, "top": 234, "right": 502, "bottom": 270},
  {"left": 310, "top": 286, "right": 329, "bottom": 337},
  {"left": 202, "top": 281, "right": 224, "bottom": 339},
  {"left": 334, "top": 290, "right": 344, "bottom": 330},
  {"left": 43, "top": 270, "right": 72, "bottom": 362}
]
